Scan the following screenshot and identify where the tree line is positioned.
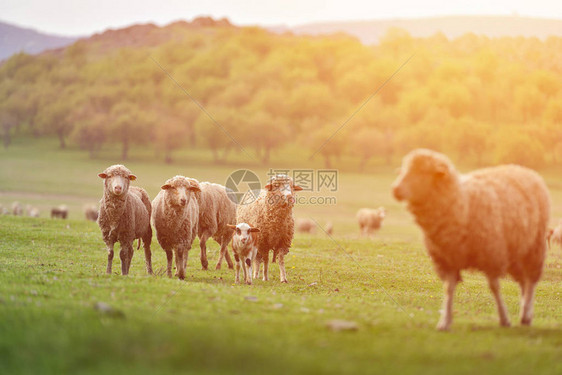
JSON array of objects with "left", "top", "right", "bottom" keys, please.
[{"left": 1, "top": 21, "right": 562, "bottom": 168}]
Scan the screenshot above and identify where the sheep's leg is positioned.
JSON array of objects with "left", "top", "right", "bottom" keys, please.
[
  {"left": 175, "top": 247, "right": 186, "bottom": 280},
  {"left": 253, "top": 256, "right": 261, "bottom": 279},
  {"left": 126, "top": 243, "right": 135, "bottom": 274},
  {"left": 143, "top": 240, "right": 153, "bottom": 275},
  {"left": 199, "top": 234, "right": 209, "bottom": 270},
  {"left": 119, "top": 244, "right": 130, "bottom": 276},
  {"left": 165, "top": 249, "right": 173, "bottom": 278},
  {"left": 243, "top": 258, "right": 252, "bottom": 285},
  {"left": 520, "top": 280, "right": 537, "bottom": 326},
  {"left": 262, "top": 251, "right": 270, "bottom": 281},
  {"left": 106, "top": 243, "right": 115, "bottom": 274},
  {"left": 436, "top": 274, "right": 458, "bottom": 331},
  {"left": 235, "top": 256, "right": 241, "bottom": 284},
  {"left": 224, "top": 246, "right": 234, "bottom": 269},
  {"left": 277, "top": 250, "right": 288, "bottom": 283},
  {"left": 488, "top": 277, "right": 511, "bottom": 327}
]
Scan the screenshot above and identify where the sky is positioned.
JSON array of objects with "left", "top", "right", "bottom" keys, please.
[{"left": 2, "top": 0, "right": 562, "bottom": 36}]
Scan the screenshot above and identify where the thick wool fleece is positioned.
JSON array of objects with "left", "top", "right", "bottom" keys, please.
[
  {"left": 393, "top": 148, "right": 550, "bottom": 329},
  {"left": 98, "top": 164, "right": 152, "bottom": 276},
  {"left": 195, "top": 182, "right": 236, "bottom": 270},
  {"left": 236, "top": 175, "right": 298, "bottom": 282},
  {"left": 152, "top": 176, "right": 200, "bottom": 280}
]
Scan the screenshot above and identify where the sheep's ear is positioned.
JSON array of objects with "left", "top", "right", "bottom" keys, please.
[
  {"left": 189, "top": 184, "right": 201, "bottom": 192},
  {"left": 249, "top": 227, "right": 260, "bottom": 233},
  {"left": 98, "top": 173, "right": 108, "bottom": 179},
  {"left": 434, "top": 163, "right": 449, "bottom": 177},
  {"left": 265, "top": 183, "right": 273, "bottom": 191},
  {"left": 293, "top": 185, "right": 303, "bottom": 191},
  {"left": 129, "top": 174, "right": 137, "bottom": 181},
  {"left": 161, "top": 184, "right": 172, "bottom": 190},
  {"left": 227, "top": 224, "right": 237, "bottom": 229}
]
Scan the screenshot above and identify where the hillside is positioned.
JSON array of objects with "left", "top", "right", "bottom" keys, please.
[
  {"left": 0, "top": 20, "right": 78, "bottom": 61},
  {"left": 287, "top": 15, "right": 562, "bottom": 44}
]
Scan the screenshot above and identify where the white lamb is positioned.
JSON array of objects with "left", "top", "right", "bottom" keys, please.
[{"left": 228, "top": 223, "right": 260, "bottom": 285}]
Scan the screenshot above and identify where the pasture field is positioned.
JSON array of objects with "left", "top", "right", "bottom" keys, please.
[{"left": 0, "top": 137, "right": 561, "bottom": 374}]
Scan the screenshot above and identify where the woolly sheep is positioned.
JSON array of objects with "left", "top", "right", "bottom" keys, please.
[
  {"left": 12, "top": 201, "right": 23, "bottom": 216},
  {"left": 152, "top": 175, "right": 200, "bottom": 280},
  {"left": 28, "top": 207, "right": 40, "bottom": 218},
  {"left": 51, "top": 205, "right": 68, "bottom": 219},
  {"left": 236, "top": 174, "right": 302, "bottom": 283},
  {"left": 227, "top": 223, "right": 260, "bottom": 285},
  {"left": 296, "top": 218, "right": 316, "bottom": 234},
  {"left": 357, "top": 207, "right": 385, "bottom": 236},
  {"left": 98, "top": 165, "right": 153, "bottom": 276},
  {"left": 325, "top": 221, "right": 334, "bottom": 236},
  {"left": 392, "top": 149, "right": 550, "bottom": 330},
  {"left": 195, "top": 181, "right": 235, "bottom": 270},
  {"left": 84, "top": 204, "right": 99, "bottom": 221},
  {"left": 547, "top": 221, "right": 562, "bottom": 251}
]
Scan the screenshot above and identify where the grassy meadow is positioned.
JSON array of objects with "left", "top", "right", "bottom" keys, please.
[{"left": 1, "top": 137, "right": 561, "bottom": 374}]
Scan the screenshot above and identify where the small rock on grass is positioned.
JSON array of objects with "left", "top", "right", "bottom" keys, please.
[{"left": 326, "top": 319, "right": 359, "bottom": 332}]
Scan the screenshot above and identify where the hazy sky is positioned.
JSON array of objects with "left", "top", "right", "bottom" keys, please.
[{"left": 2, "top": 0, "right": 562, "bottom": 36}]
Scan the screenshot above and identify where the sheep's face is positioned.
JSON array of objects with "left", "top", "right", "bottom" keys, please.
[
  {"left": 98, "top": 165, "right": 136, "bottom": 197},
  {"left": 229, "top": 223, "right": 260, "bottom": 247},
  {"left": 265, "top": 175, "right": 303, "bottom": 207},
  {"left": 161, "top": 176, "right": 201, "bottom": 208},
  {"left": 392, "top": 149, "right": 454, "bottom": 204}
]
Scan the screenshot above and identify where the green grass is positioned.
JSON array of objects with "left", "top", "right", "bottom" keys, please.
[{"left": 0, "top": 138, "right": 561, "bottom": 374}]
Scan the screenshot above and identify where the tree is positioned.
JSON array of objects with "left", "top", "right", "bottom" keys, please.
[
  {"left": 246, "top": 111, "right": 289, "bottom": 164},
  {"left": 35, "top": 97, "right": 75, "bottom": 148},
  {"left": 70, "top": 104, "right": 108, "bottom": 158},
  {"left": 110, "top": 102, "right": 153, "bottom": 160}
]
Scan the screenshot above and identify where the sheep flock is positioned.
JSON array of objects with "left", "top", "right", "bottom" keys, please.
[{"left": 20, "top": 148, "right": 551, "bottom": 332}]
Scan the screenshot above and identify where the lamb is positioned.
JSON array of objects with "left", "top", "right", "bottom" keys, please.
[
  {"left": 227, "top": 223, "right": 260, "bottom": 285},
  {"left": 84, "top": 204, "right": 99, "bottom": 221},
  {"left": 12, "top": 201, "right": 23, "bottom": 216},
  {"left": 392, "top": 149, "right": 550, "bottom": 330},
  {"left": 195, "top": 181, "right": 235, "bottom": 270},
  {"left": 28, "top": 207, "right": 40, "bottom": 218},
  {"left": 152, "top": 176, "right": 200, "bottom": 280},
  {"left": 296, "top": 218, "right": 316, "bottom": 234},
  {"left": 236, "top": 174, "right": 303, "bottom": 283},
  {"left": 97, "top": 165, "right": 153, "bottom": 276},
  {"left": 51, "top": 205, "right": 68, "bottom": 219}
]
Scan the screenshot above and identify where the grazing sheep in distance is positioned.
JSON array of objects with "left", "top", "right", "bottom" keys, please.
[
  {"left": 51, "top": 205, "right": 68, "bottom": 219},
  {"left": 98, "top": 165, "right": 153, "bottom": 276},
  {"left": 296, "top": 218, "right": 316, "bottom": 234},
  {"left": 392, "top": 148, "right": 550, "bottom": 330},
  {"left": 237, "top": 174, "right": 302, "bottom": 283},
  {"left": 195, "top": 181, "right": 235, "bottom": 270},
  {"left": 357, "top": 207, "right": 386, "bottom": 236},
  {"left": 547, "top": 221, "right": 562, "bottom": 251},
  {"left": 28, "top": 207, "right": 40, "bottom": 218},
  {"left": 84, "top": 204, "right": 99, "bottom": 222},
  {"left": 228, "top": 223, "right": 260, "bottom": 285},
  {"left": 12, "top": 201, "right": 23, "bottom": 216},
  {"left": 152, "top": 176, "right": 200, "bottom": 280},
  {"left": 325, "top": 221, "right": 334, "bottom": 236},
  {"left": 0, "top": 204, "right": 8, "bottom": 215}
]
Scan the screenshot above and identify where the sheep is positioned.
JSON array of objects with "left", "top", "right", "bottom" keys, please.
[
  {"left": 0, "top": 204, "right": 8, "bottom": 215},
  {"left": 152, "top": 176, "right": 200, "bottom": 280},
  {"left": 392, "top": 149, "right": 550, "bottom": 330},
  {"left": 98, "top": 165, "right": 153, "bottom": 276},
  {"left": 236, "top": 174, "right": 303, "bottom": 283},
  {"left": 12, "top": 201, "right": 23, "bottom": 216},
  {"left": 195, "top": 181, "right": 235, "bottom": 270},
  {"left": 84, "top": 204, "right": 99, "bottom": 221},
  {"left": 547, "top": 221, "right": 562, "bottom": 251},
  {"left": 227, "top": 223, "right": 260, "bottom": 285},
  {"left": 325, "top": 221, "right": 334, "bottom": 236},
  {"left": 28, "top": 207, "right": 40, "bottom": 218},
  {"left": 357, "top": 207, "right": 386, "bottom": 236},
  {"left": 51, "top": 205, "right": 68, "bottom": 219},
  {"left": 296, "top": 218, "right": 316, "bottom": 234}
]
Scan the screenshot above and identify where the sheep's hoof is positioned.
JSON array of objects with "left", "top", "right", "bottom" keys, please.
[
  {"left": 228, "top": 264, "right": 234, "bottom": 270},
  {"left": 436, "top": 321, "right": 451, "bottom": 331},
  {"left": 520, "top": 317, "right": 532, "bottom": 326},
  {"left": 280, "top": 279, "right": 288, "bottom": 284},
  {"left": 246, "top": 281, "right": 252, "bottom": 285},
  {"left": 201, "top": 266, "right": 208, "bottom": 271},
  {"left": 500, "top": 319, "right": 511, "bottom": 327},
  {"left": 215, "top": 264, "right": 221, "bottom": 270}
]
